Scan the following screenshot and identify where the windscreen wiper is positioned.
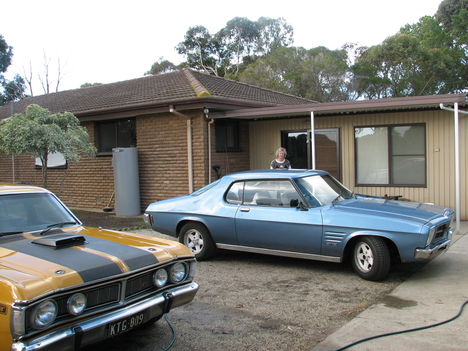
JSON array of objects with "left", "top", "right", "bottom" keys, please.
[{"left": 40, "top": 222, "right": 77, "bottom": 235}]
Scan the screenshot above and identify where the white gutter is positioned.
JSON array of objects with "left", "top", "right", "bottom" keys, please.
[
  {"left": 440, "top": 103, "right": 468, "bottom": 233},
  {"left": 207, "top": 115, "right": 214, "bottom": 183},
  {"left": 169, "top": 105, "right": 193, "bottom": 193},
  {"left": 186, "top": 118, "right": 193, "bottom": 193},
  {"left": 310, "top": 111, "right": 316, "bottom": 169}
]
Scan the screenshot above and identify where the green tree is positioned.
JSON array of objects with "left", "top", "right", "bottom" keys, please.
[
  {"left": 239, "top": 46, "right": 354, "bottom": 102},
  {"left": 0, "top": 35, "right": 26, "bottom": 105},
  {"left": 436, "top": 0, "right": 468, "bottom": 46},
  {"left": 174, "top": 17, "right": 294, "bottom": 77},
  {"left": 0, "top": 104, "right": 96, "bottom": 188},
  {"left": 352, "top": 13, "right": 467, "bottom": 98},
  {"left": 175, "top": 25, "right": 228, "bottom": 76},
  {"left": 80, "top": 82, "right": 102, "bottom": 88},
  {"left": 145, "top": 57, "right": 178, "bottom": 75}
]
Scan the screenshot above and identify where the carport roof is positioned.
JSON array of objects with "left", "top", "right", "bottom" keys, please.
[
  {"left": 0, "top": 69, "right": 313, "bottom": 120},
  {"left": 210, "top": 93, "right": 468, "bottom": 119}
]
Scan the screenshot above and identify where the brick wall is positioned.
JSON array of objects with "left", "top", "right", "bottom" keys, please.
[
  {"left": 210, "top": 120, "right": 250, "bottom": 181},
  {"left": 0, "top": 111, "right": 251, "bottom": 212},
  {"left": 0, "top": 122, "right": 115, "bottom": 209}
]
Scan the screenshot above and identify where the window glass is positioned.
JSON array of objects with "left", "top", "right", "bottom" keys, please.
[
  {"left": 191, "top": 180, "right": 220, "bottom": 196},
  {"left": 243, "top": 180, "right": 298, "bottom": 207},
  {"left": 355, "top": 124, "right": 426, "bottom": 186},
  {"left": 281, "top": 131, "right": 308, "bottom": 169},
  {"left": 35, "top": 152, "right": 67, "bottom": 168},
  {"left": 0, "top": 193, "right": 77, "bottom": 233},
  {"left": 392, "top": 156, "right": 425, "bottom": 184},
  {"left": 391, "top": 125, "right": 425, "bottom": 185},
  {"left": 355, "top": 127, "right": 389, "bottom": 184},
  {"left": 215, "top": 120, "right": 240, "bottom": 152},
  {"left": 225, "top": 182, "right": 243, "bottom": 204},
  {"left": 296, "top": 175, "right": 353, "bottom": 206},
  {"left": 97, "top": 118, "right": 136, "bottom": 153},
  {"left": 392, "top": 126, "right": 425, "bottom": 155}
]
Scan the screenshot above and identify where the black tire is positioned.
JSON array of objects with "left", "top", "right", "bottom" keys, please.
[
  {"left": 351, "top": 236, "right": 391, "bottom": 281},
  {"left": 179, "top": 222, "right": 216, "bottom": 260}
]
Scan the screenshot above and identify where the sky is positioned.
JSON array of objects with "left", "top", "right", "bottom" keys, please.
[{"left": 1, "top": 0, "right": 443, "bottom": 94}]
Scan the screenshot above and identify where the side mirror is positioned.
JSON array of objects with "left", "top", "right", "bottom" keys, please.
[{"left": 290, "top": 199, "right": 308, "bottom": 211}]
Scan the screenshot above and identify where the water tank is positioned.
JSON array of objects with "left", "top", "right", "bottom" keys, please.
[{"left": 112, "top": 147, "right": 141, "bottom": 216}]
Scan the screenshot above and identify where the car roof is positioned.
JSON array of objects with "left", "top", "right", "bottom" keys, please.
[
  {"left": 0, "top": 183, "right": 50, "bottom": 195},
  {"left": 224, "top": 169, "right": 328, "bottom": 181}
]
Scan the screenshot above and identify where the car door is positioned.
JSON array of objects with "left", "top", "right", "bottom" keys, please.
[{"left": 234, "top": 179, "right": 323, "bottom": 254}]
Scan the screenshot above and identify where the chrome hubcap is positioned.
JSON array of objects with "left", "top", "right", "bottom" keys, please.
[
  {"left": 355, "top": 242, "right": 374, "bottom": 272},
  {"left": 185, "top": 229, "right": 204, "bottom": 254}
]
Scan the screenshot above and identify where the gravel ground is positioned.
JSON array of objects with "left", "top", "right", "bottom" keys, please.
[{"left": 76, "top": 210, "right": 420, "bottom": 351}]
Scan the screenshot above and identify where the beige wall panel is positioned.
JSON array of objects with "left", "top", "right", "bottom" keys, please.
[{"left": 249, "top": 110, "right": 466, "bottom": 219}]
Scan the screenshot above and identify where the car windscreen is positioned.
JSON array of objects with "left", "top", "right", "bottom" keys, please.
[
  {"left": 0, "top": 193, "right": 78, "bottom": 234},
  {"left": 295, "top": 175, "right": 354, "bottom": 206}
]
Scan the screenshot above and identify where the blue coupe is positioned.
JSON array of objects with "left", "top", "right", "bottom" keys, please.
[{"left": 145, "top": 170, "right": 454, "bottom": 281}]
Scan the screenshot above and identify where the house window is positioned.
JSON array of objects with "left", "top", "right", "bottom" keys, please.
[
  {"left": 35, "top": 152, "right": 67, "bottom": 169},
  {"left": 355, "top": 124, "right": 426, "bottom": 186},
  {"left": 96, "top": 118, "right": 136, "bottom": 153},
  {"left": 215, "top": 120, "right": 240, "bottom": 152}
]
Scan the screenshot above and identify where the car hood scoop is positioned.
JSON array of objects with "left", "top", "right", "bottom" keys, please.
[{"left": 32, "top": 233, "right": 86, "bottom": 248}]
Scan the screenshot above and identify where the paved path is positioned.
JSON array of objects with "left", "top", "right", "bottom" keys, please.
[{"left": 312, "top": 223, "right": 468, "bottom": 351}]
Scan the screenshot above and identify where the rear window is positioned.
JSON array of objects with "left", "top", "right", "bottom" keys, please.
[{"left": 191, "top": 180, "right": 220, "bottom": 196}]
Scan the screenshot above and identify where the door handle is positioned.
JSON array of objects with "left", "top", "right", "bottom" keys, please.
[{"left": 240, "top": 207, "right": 250, "bottom": 212}]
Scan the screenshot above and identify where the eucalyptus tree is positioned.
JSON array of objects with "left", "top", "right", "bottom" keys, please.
[
  {"left": 352, "top": 12, "right": 467, "bottom": 99},
  {"left": 239, "top": 46, "right": 354, "bottom": 102},
  {"left": 175, "top": 17, "right": 294, "bottom": 77}
]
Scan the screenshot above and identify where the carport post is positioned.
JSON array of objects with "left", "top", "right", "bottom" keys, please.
[
  {"left": 310, "top": 111, "right": 316, "bottom": 170},
  {"left": 440, "top": 102, "right": 468, "bottom": 233}
]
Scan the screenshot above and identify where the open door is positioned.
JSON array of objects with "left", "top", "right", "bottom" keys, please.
[{"left": 281, "top": 129, "right": 341, "bottom": 180}]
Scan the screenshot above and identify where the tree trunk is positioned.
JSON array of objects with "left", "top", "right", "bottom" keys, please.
[{"left": 41, "top": 153, "right": 48, "bottom": 188}]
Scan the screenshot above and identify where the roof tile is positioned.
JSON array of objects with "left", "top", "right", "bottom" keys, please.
[{"left": 0, "top": 69, "right": 312, "bottom": 119}]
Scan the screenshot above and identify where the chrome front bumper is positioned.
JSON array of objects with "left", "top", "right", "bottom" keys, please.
[
  {"left": 11, "top": 282, "right": 199, "bottom": 351},
  {"left": 415, "top": 238, "right": 452, "bottom": 260}
]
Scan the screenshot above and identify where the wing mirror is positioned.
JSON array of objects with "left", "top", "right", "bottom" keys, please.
[{"left": 290, "top": 199, "right": 308, "bottom": 211}]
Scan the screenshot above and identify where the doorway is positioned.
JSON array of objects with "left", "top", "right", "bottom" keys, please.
[{"left": 281, "top": 129, "right": 341, "bottom": 180}]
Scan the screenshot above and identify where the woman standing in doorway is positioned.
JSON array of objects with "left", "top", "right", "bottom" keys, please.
[{"left": 270, "top": 147, "right": 291, "bottom": 169}]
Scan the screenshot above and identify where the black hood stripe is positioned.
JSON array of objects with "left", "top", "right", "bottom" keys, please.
[
  {"left": 1, "top": 233, "right": 158, "bottom": 282},
  {"left": 80, "top": 235, "right": 158, "bottom": 270}
]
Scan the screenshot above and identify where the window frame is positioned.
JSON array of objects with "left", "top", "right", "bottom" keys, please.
[
  {"left": 354, "top": 123, "right": 427, "bottom": 187},
  {"left": 224, "top": 179, "right": 302, "bottom": 208},
  {"left": 95, "top": 118, "right": 136, "bottom": 155},
  {"left": 215, "top": 119, "right": 241, "bottom": 153}
]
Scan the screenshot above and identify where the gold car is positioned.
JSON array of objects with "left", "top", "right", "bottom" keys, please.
[{"left": 0, "top": 184, "right": 198, "bottom": 350}]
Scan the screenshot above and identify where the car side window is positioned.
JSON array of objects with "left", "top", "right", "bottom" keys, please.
[
  {"left": 225, "top": 181, "right": 243, "bottom": 204},
  {"left": 243, "top": 180, "right": 299, "bottom": 207}
]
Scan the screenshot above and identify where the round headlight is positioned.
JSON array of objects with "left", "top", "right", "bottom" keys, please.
[
  {"left": 67, "top": 293, "right": 87, "bottom": 316},
  {"left": 153, "top": 268, "right": 168, "bottom": 288},
  {"left": 31, "top": 300, "right": 58, "bottom": 329},
  {"left": 170, "top": 263, "right": 187, "bottom": 283}
]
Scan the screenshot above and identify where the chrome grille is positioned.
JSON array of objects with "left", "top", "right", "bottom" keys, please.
[
  {"left": 21, "top": 258, "right": 195, "bottom": 335},
  {"left": 43, "top": 283, "right": 121, "bottom": 320},
  {"left": 125, "top": 272, "right": 154, "bottom": 298},
  {"left": 432, "top": 224, "right": 448, "bottom": 244}
]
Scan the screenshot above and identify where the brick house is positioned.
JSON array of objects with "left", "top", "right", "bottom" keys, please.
[
  {"left": 0, "top": 69, "right": 311, "bottom": 211},
  {"left": 0, "top": 70, "right": 466, "bottom": 225}
]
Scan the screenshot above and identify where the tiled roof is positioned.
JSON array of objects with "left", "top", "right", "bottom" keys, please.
[
  {"left": 189, "top": 70, "right": 313, "bottom": 105},
  {"left": 0, "top": 69, "right": 312, "bottom": 119}
]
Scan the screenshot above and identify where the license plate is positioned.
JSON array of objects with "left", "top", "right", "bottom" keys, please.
[{"left": 107, "top": 312, "right": 146, "bottom": 336}]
